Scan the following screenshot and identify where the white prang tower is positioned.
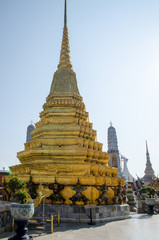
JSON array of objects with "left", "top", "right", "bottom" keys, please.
[
  {"left": 107, "top": 123, "right": 124, "bottom": 178},
  {"left": 122, "top": 158, "right": 133, "bottom": 183}
]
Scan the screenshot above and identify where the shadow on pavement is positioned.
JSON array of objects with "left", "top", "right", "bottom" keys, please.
[
  {"left": 131, "top": 213, "right": 154, "bottom": 220},
  {"left": 0, "top": 220, "right": 114, "bottom": 239},
  {"left": 1, "top": 215, "right": 147, "bottom": 239}
]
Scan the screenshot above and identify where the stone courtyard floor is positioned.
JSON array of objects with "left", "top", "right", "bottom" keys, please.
[{"left": 0, "top": 213, "right": 159, "bottom": 240}]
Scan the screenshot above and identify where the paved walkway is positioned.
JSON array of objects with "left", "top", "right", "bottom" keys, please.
[{"left": 1, "top": 213, "right": 159, "bottom": 240}]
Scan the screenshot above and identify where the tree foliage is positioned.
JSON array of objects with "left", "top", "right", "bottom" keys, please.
[
  {"left": 7, "top": 176, "right": 27, "bottom": 204},
  {"left": 139, "top": 186, "right": 157, "bottom": 198}
]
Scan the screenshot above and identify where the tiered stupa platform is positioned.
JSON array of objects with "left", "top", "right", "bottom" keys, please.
[{"left": 5, "top": 1, "right": 129, "bottom": 219}]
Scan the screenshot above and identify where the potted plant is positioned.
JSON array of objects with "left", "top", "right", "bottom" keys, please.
[
  {"left": 7, "top": 176, "right": 34, "bottom": 240},
  {"left": 140, "top": 186, "right": 157, "bottom": 200},
  {"left": 139, "top": 186, "right": 157, "bottom": 214}
]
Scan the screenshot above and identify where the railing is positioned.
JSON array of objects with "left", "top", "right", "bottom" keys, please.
[{"left": 11, "top": 212, "right": 60, "bottom": 234}]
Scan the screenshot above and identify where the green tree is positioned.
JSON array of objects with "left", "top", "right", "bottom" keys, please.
[
  {"left": 139, "top": 186, "right": 157, "bottom": 198},
  {"left": 7, "top": 176, "right": 28, "bottom": 204}
]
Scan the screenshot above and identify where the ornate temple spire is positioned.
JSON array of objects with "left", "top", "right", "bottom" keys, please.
[
  {"left": 58, "top": 0, "right": 73, "bottom": 70},
  {"left": 26, "top": 122, "right": 35, "bottom": 143},
  {"left": 146, "top": 141, "right": 150, "bottom": 161},
  {"left": 107, "top": 124, "right": 124, "bottom": 179},
  {"left": 144, "top": 141, "right": 154, "bottom": 176},
  {"left": 142, "top": 141, "right": 155, "bottom": 185},
  {"left": 108, "top": 124, "right": 118, "bottom": 152},
  {"left": 48, "top": 0, "right": 80, "bottom": 98}
]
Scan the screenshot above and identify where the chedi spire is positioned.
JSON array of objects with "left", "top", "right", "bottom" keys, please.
[
  {"left": 48, "top": 0, "right": 79, "bottom": 98},
  {"left": 58, "top": 0, "right": 72, "bottom": 70},
  {"left": 142, "top": 141, "right": 155, "bottom": 185}
]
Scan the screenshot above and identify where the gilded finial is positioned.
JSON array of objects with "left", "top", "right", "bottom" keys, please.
[
  {"left": 58, "top": 0, "right": 73, "bottom": 70},
  {"left": 146, "top": 140, "right": 148, "bottom": 153},
  {"left": 30, "top": 120, "right": 34, "bottom": 125},
  {"left": 64, "top": 0, "right": 67, "bottom": 27}
]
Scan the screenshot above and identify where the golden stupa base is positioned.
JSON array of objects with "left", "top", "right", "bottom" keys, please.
[{"left": 4, "top": 170, "right": 125, "bottom": 208}]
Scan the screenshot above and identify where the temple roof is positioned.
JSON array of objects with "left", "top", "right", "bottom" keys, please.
[{"left": 149, "top": 177, "right": 159, "bottom": 190}]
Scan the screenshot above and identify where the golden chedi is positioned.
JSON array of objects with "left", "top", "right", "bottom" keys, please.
[{"left": 7, "top": 0, "right": 125, "bottom": 206}]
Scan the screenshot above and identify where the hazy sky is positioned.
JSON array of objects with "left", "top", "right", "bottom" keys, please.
[{"left": 1, "top": 0, "right": 159, "bottom": 178}]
